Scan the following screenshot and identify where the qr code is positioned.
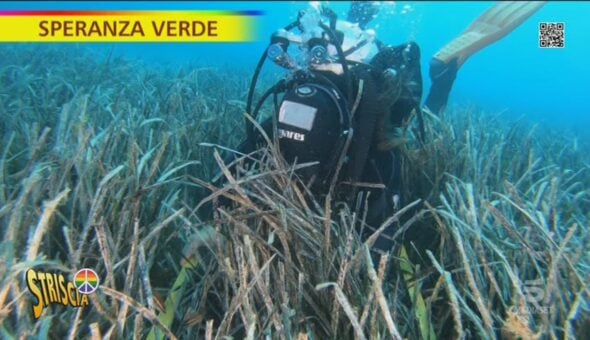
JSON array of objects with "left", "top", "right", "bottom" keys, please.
[{"left": 539, "top": 22, "right": 565, "bottom": 48}]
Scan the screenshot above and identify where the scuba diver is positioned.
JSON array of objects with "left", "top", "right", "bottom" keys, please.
[{"left": 220, "top": 1, "right": 546, "bottom": 252}]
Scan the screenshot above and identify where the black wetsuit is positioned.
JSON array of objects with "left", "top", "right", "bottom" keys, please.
[
  {"left": 207, "top": 3, "right": 458, "bottom": 253},
  {"left": 325, "top": 2, "right": 458, "bottom": 250},
  {"left": 353, "top": 41, "right": 423, "bottom": 252},
  {"left": 225, "top": 42, "right": 423, "bottom": 252}
]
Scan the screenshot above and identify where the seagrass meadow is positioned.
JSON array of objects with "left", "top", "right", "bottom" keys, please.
[{"left": 0, "top": 45, "right": 588, "bottom": 339}]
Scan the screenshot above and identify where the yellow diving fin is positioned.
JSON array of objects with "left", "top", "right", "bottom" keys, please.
[{"left": 434, "top": 1, "right": 547, "bottom": 67}]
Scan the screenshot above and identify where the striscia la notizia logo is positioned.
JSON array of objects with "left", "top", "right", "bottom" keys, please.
[{"left": 25, "top": 268, "right": 99, "bottom": 319}]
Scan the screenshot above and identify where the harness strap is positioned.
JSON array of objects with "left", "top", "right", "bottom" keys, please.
[{"left": 343, "top": 68, "right": 382, "bottom": 202}]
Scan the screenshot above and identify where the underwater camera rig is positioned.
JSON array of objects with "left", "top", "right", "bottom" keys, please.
[{"left": 243, "top": 6, "right": 381, "bottom": 190}]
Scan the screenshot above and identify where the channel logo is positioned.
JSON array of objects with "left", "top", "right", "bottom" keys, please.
[
  {"left": 73, "top": 268, "right": 99, "bottom": 294},
  {"left": 25, "top": 268, "right": 99, "bottom": 319}
]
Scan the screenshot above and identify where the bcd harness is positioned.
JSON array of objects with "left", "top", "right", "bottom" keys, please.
[{"left": 244, "top": 6, "right": 423, "bottom": 200}]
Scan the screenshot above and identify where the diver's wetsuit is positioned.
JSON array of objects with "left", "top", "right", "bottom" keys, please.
[
  {"left": 240, "top": 41, "right": 424, "bottom": 252},
  {"left": 424, "top": 58, "right": 459, "bottom": 114},
  {"left": 348, "top": 1, "right": 456, "bottom": 116},
  {"left": 355, "top": 41, "right": 423, "bottom": 252},
  {"left": 209, "top": 3, "right": 456, "bottom": 253},
  {"left": 345, "top": 2, "right": 426, "bottom": 251}
]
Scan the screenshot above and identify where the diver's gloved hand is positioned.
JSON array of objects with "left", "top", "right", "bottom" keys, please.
[{"left": 378, "top": 67, "right": 401, "bottom": 105}]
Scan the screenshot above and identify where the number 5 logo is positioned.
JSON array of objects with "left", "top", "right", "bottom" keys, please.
[{"left": 523, "top": 278, "right": 544, "bottom": 310}]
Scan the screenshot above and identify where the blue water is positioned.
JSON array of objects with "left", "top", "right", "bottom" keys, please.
[{"left": 4, "top": 1, "right": 590, "bottom": 131}]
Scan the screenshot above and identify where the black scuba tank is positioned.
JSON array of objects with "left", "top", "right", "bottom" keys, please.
[{"left": 276, "top": 75, "right": 351, "bottom": 187}]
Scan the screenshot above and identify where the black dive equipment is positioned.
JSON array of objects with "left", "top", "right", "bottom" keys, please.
[
  {"left": 244, "top": 6, "right": 357, "bottom": 190},
  {"left": 242, "top": 5, "right": 424, "bottom": 192}
]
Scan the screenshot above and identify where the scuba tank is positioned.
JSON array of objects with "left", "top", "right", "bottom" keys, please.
[{"left": 244, "top": 5, "right": 382, "bottom": 193}]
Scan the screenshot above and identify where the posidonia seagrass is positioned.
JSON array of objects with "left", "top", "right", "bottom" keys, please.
[{"left": 0, "top": 45, "right": 588, "bottom": 339}]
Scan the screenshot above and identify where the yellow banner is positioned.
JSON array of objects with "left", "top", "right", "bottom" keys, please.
[{"left": 0, "top": 11, "right": 261, "bottom": 42}]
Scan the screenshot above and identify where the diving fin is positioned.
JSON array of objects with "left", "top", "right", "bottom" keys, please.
[
  {"left": 425, "top": 1, "right": 546, "bottom": 115},
  {"left": 434, "top": 1, "right": 547, "bottom": 67}
]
